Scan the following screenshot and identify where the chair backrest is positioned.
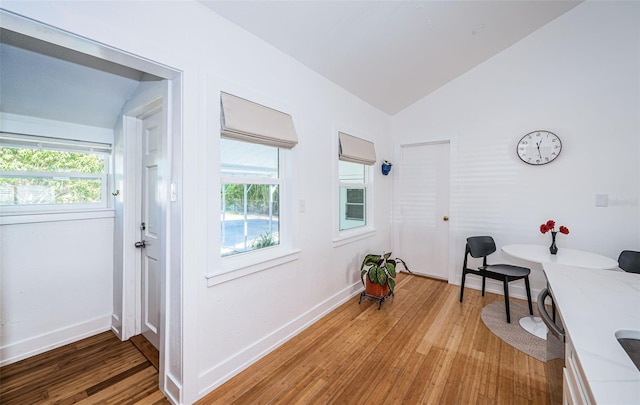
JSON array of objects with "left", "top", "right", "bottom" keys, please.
[
  {"left": 466, "top": 236, "right": 497, "bottom": 258},
  {"left": 618, "top": 250, "right": 640, "bottom": 274}
]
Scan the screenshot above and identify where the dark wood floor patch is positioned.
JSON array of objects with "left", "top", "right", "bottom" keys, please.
[
  {"left": 129, "top": 334, "right": 160, "bottom": 371},
  {"left": 0, "top": 331, "right": 169, "bottom": 405},
  {"left": 85, "top": 360, "right": 152, "bottom": 396}
]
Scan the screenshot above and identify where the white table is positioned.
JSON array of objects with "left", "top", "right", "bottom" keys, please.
[
  {"left": 501, "top": 244, "right": 619, "bottom": 270},
  {"left": 501, "top": 244, "right": 619, "bottom": 339}
]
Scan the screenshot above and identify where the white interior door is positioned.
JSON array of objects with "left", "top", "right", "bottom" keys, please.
[
  {"left": 139, "top": 109, "right": 162, "bottom": 349},
  {"left": 399, "top": 142, "right": 450, "bottom": 280}
]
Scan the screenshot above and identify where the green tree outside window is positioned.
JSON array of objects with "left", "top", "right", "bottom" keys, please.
[{"left": 0, "top": 147, "right": 106, "bottom": 205}]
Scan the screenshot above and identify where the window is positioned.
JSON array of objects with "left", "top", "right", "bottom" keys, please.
[
  {"left": 0, "top": 133, "right": 110, "bottom": 212},
  {"left": 219, "top": 92, "right": 297, "bottom": 258},
  {"left": 220, "top": 139, "right": 281, "bottom": 256},
  {"left": 345, "top": 188, "right": 365, "bottom": 221},
  {"left": 338, "top": 132, "right": 376, "bottom": 232},
  {"left": 339, "top": 161, "right": 367, "bottom": 230}
]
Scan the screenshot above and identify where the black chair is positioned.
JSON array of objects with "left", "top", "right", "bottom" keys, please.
[
  {"left": 618, "top": 250, "right": 640, "bottom": 274},
  {"left": 460, "top": 236, "right": 533, "bottom": 323}
]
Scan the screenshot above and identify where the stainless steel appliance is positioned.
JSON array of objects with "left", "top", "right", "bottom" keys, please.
[{"left": 538, "top": 286, "right": 565, "bottom": 405}]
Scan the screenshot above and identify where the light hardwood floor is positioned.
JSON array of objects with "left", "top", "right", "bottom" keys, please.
[
  {"left": 0, "top": 273, "right": 551, "bottom": 404},
  {"left": 197, "top": 273, "right": 550, "bottom": 404}
]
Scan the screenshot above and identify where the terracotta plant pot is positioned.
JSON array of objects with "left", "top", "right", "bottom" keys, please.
[{"left": 365, "top": 279, "right": 389, "bottom": 297}]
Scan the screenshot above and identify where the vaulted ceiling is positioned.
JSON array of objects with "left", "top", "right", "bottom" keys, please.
[
  {"left": 0, "top": 1, "right": 583, "bottom": 130},
  {"left": 201, "top": 0, "right": 583, "bottom": 114}
]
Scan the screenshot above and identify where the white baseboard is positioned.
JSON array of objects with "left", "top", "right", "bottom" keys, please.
[
  {"left": 197, "top": 281, "right": 362, "bottom": 398},
  {"left": 0, "top": 314, "right": 112, "bottom": 367},
  {"left": 111, "top": 313, "right": 123, "bottom": 340},
  {"left": 164, "top": 372, "right": 182, "bottom": 405}
]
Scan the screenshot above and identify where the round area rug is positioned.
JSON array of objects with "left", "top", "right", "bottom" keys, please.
[{"left": 481, "top": 301, "right": 546, "bottom": 362}]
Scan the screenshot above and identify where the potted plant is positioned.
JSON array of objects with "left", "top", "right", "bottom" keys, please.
[{"left": 360, "top": 252, "right": 410, "bottom": 298}]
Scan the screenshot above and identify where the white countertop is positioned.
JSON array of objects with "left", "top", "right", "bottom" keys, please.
[
  {"left": 543, "top": 263, "right": 640, "bottom": 404},
  {"left": 503, "top": 244, "right": 619, "bottom": 270}
]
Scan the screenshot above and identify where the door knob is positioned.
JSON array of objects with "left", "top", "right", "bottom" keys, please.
[
  {"left": 443, "top": 216, "right": 449, "bottom": 221},
  {"left": 135, "top": 240, "right": 146, "bottom": 248}
]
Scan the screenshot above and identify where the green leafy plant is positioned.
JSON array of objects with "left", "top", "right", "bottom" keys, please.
[
  {"left": 251, "top": 232, "right": 277, "bottom": 249},
  {"left": 0, "top": 147, "right": 106, "bottom": 205},
  {"left": 360, "top": 252, "right": 409, "bottom": 294}
]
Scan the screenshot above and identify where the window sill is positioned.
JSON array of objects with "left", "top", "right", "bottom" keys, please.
[
  {"left": 0, "top": 209, "right": 115, "bottom": 225},
  {"left": 206, "top": 248, "right": 301, "bottom": 287},
  {"left": 332, "top": 228, "right": 376, "bottom": 248}
]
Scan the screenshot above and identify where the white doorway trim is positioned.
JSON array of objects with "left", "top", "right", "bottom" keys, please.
[
  {"left": 116, "top": 82, "right": 176, "bottom": 401},
  {"left": 121, "top": 95, "right": 164, "bottom": 340}
]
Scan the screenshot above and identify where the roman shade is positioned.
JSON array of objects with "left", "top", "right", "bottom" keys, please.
[
  {"left": 220, "top": 92, "right": 298, "bottom": 149},
  {"left": 338, "top": 132, "right": 376, "bottom": 165}
]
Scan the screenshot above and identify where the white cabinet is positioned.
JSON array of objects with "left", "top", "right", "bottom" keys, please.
[
  {"left": 563, "top": 333, "right": 594, "bottom": 405},
  {"left": 544, "top": 264, "right": 640, "bottom": 404}
]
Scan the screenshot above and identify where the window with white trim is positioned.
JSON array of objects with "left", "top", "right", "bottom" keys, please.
[
  {"left": 220, "top": 92, "right": 297, "bottom": 257},
  {"left": 338, "top": 132, "right": 376, "bottom": 232},
  {"left": 220, "top": 139, "right": 281, "bottom": 256},
  {"left": 339, "top": 161, "right": 367, "bottom": 230},
  {"left": 0, "top": 133, "right": 110, "bottom": 212}
]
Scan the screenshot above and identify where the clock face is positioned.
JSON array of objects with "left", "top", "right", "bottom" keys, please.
[{"left": 517, "top": 130, "right": 562, "bottom": 165}]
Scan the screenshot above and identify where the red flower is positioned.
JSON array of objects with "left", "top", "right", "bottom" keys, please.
[{"left": 539, "top": 219, "right": 569, "bottom": 235}]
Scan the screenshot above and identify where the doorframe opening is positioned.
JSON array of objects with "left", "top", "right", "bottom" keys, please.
[
  {"left": 122, "top": 99, "right": 164, "bottom": 338},
  {"left": 1, "top": 9, "right": 184, "bottom": 403}
]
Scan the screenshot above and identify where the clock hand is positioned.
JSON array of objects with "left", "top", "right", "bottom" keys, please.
[{"left": 536, "top": 142, "right": 542, "bottom": 159}]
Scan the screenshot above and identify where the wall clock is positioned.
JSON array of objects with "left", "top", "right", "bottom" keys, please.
[{"left": 517, "top": 130, "right": 562, "bottom": 165}]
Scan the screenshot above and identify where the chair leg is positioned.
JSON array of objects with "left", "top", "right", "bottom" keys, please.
[
  {"left": 503, "top": 278, "right": 511, "bottom": 323},
  {"left": 481, "top": 276, "right": 486, "bottom": 296},
  {"left": 459, "top": 271, "right": 467, "bottom": 302},
  {"left": 524, "top": 276, "right": 533, "bottom": 315}
]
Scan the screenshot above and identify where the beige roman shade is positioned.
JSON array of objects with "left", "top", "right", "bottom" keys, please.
[
  {"left": 220, "top": 92, "right": 298, "bottom": 149},
  {"left": 338, "top": 132, "right": 376, "bottom": 165}
]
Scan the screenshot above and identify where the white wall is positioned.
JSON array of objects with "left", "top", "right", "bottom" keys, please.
[
  {"left": 0, "top": 2, "right": 393, "bottom": 403},
  {"left": 0, "top": 217, "right": 114, "bottom": 365},
  {"left": 391, "top": 1, "right": 640, "bottom": 297}
]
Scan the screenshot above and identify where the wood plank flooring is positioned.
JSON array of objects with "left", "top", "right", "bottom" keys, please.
[
  {"left": 130, "top": 335, "right": 160, "bottom": 371},
  {"left": 0, "top": 273, "right": 551, "bottom": 404},
  {"left": 197, "top": 273, "right": 551, "bottom": 404},
  {"left": 0, "top": 332, "right": 169, "bottom": 405}
]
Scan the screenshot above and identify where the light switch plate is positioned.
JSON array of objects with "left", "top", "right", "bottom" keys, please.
[{"left": 170, "top": 183, "right": 177, "bottom": 202}]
